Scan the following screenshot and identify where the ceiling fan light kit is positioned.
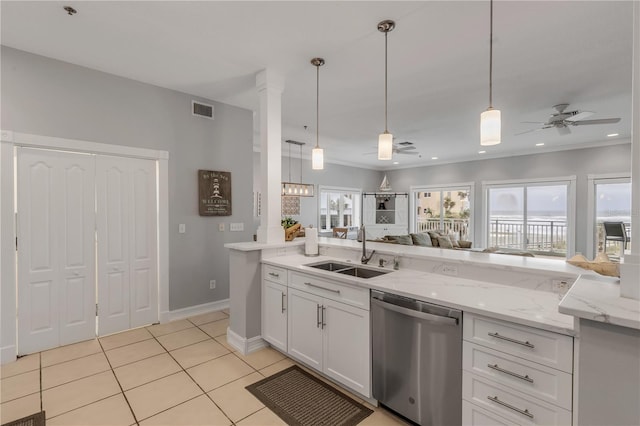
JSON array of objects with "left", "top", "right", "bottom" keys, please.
[
  {"left": 378, "top": 19, "right": 395, "bottom": 161},
  {"left": 311, "top": 57, "right": 325, "bottom": 170},
  {"left": 480, "top": 0, "right": 501, "bottom": 146}
]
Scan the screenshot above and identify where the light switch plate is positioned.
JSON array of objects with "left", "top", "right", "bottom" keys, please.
[
  {"left": 218, "top": 223, "right": 225, "bottom": 232},
  {"left": 178, "top": 224, "right": 186, "bottom": 233},
  {"left": 230, "top": 223, "right": 244, "bottom": 231}
]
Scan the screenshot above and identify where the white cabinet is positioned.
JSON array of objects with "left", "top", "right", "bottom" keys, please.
[
  {"left": 287, "top": 288, "right": 323, "bottom": 370},
  {"left": 286, "top": 275, "right": 371, "bottom": 397},
  {"left": 362, "top": 193, "right": 409, "bottom": 239},
  {"left": 462, "top": 313, "right": 574, "bottom": 425},
  {"left": 261, "top": 265, "right": 288, "bottom": 352}
]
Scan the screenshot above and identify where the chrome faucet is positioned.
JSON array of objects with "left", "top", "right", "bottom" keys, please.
[{"left": 360, "top": 225, "right": 375, "bottom": 264}]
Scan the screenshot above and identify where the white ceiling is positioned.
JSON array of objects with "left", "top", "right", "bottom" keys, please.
[{"left": 1, "top": 1, "right": 634, "bottom": 170}]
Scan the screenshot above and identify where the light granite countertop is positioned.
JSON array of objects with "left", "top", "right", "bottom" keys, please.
[
  {"left": 262, "top": 253, "right": 576, "bottom": 336},
  {"left": 559, "top": 274, "right": 640, "bottom": 330}
]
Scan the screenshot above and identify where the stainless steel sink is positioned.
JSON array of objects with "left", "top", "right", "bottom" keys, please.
[
  {"left": 305, "top": 261, "right": 391, "bottom": 279},
  {"left": 306, "top": 261, "right": 353, "bottom": 272},
  {"left": 337, "top": 267, "right": 391, "bottom": 279}
]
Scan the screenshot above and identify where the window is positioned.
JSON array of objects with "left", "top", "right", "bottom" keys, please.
[
  {"left": 318, "top": 186, "right": 361, "bottom": 231},
  {"left": 484, "top": 177, "right": 575, "bottom": 257},
  {"left": 410, "top": 183, "right": 473, "bottom": 240},
  {"left": 587, "top": 175, "right": 631, "bottom": 258}
]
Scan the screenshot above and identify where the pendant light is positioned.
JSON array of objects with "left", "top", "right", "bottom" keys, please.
[
  {"left": 378, "top": 19, "right": 395, "bottom": 160},
  {"left": 480, "top": 0, "right": 501, "bottom": 146},
  {"left": 311, "top": 58, "right": 325, "bottom": 170},
  {"left": 282, "top": 136, "right": 314, "bottom": 197}
]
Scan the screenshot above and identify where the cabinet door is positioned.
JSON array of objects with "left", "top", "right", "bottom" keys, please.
[
  {"left": 262, "top": 280, "right": 287, "bottom": 352},
  {"left": 288, "top": 288, "right": 323, "bottom": 370},
  {"left": 363, "top": 196, "right": 376, "bottom": 226},
  {"left": 322, "top": 298, "right": 371, "bottom": 397},
  {"left": 395, "top": 194, "right": 409, "bottom": 229}
]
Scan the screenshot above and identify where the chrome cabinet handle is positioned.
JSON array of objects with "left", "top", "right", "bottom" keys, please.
[
  {"left": 487, "top": 395, "right": 534, "bottom": 419},
  {"left": 268, "top": 272, "right": 280, "bottom": 278},
  {"left": 487, "top": 363, "right": 534, "bottom": 383},
  {"left": 317, "top": 304, "right": 322, "bottom": 328},
  {"left": 281, "top": 292, "right": 286, "bottom": 313},
  {"left": 304, "top": 282, "right": 340, "bottom": 294},
  {"left": 488, "top": 332, "right": 535, "bottom": 349},
  {"left": 322, "top": 306, "right": 326, "bottom": 329}
]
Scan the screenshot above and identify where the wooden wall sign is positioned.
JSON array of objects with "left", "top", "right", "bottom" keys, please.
[{"left": 198, "top": 170, "right": 232, "bottom": 216}]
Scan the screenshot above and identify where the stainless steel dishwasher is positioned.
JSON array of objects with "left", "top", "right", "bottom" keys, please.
[{"left": 371, "top": 290, "right": 462, "bottom": 426}]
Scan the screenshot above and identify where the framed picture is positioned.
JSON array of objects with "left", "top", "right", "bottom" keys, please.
[{"left": 198, "top": 170, "right": 231, "bottom": 216}]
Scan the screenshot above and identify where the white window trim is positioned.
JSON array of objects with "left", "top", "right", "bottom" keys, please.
[
  {"left": 317, "top": 185, "right": 362, "bottom": 231},
  {"left": 409, "top": 182, "right": 475, "bottom": 235},
  {"left": 481, "top": 176, "right": 576, "bottom": 256},
  {"left": 586, "top": 173, "right": 631, "bottom": 258},
  {"left": 1, "top": 130, "right": 169, "bottom": 363}
]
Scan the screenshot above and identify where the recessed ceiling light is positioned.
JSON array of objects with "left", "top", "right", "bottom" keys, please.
[
  {"left": 607, "top": 133, "right": 619, "bottom": 137},
  {"left": 536, "top": 142, "right": 545, "bottom": 146},
  {"left": 478, "top": 150, "right": 486, "bottom": 154},
  {"left": 431, "top": 156, "right": 438, "bottom": 160},
  {"left": 393, "top": 161, "right": 399, "bottom": 165}
]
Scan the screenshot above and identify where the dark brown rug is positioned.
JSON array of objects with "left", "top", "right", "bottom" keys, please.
[
  {"left": 1, "top": 411, "right": 45, "bottom": 426},
  {"left": 246, "top": 365, "right": 373, "bottom": 426}
]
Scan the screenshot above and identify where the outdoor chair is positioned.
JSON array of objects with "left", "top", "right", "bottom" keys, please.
[
  {"left": 603, "top": 221, "right": 630, "bottom": 250},
  {"left": 332, "top": 227, "right": 348, "bottom": 239}
]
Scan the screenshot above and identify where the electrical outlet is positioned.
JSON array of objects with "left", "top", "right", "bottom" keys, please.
[
  {"left": 209, "top": 280, "right": 216, "bottom": 289},
  {"left": 218, "top": 223, "right": 225, "bottom": 232},
  {"left": 442, "top": 264, "right": 458, "bottom": 276}
]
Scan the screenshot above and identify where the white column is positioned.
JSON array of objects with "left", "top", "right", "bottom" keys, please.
[
  {"left": 620, "top": 1, "right": 640, "bottom": 300},
  {"left": 256, "top": 69, "right": 284, "bottom": 244}
]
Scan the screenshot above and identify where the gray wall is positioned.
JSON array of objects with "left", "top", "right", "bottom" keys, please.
[
  {"left": 385, "top": 144, "right": 631, "bottom": 255},
  {"left": 1, "top": 46, "right": 254, "bottom": 310}
]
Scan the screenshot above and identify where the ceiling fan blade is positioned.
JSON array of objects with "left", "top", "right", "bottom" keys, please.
[
  {"left": 565, "top": 111, "right": 594, "bottom": 122},
  {"left": 571, "top": 118, "right": 621, "bottom": 126},
  {"left": 399, "top": 151, "right": 420, "bottom": 155},
  {"left": 515, "top": 128, "right": 544, "bottom": 136},
  {"left": 521, "top": 121, "right": 547, "bottom": 124},
  {"left": 557, "top": 126, "right": 571, "bottom": 136},
  {"left": 395, "top": 146, "right": 416, "bottom": 152}
]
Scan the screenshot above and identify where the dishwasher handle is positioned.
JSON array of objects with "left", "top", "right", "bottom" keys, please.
[{"left": 372, "top": 297, "right": 459, "bottom": 325}]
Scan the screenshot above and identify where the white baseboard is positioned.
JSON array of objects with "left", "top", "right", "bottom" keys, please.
[
  {"left": 226, "top": 327, "right": 268, "bottom": 355},
  {"left": 165, "top": 299, "right": 229, "bottom": 323},
  {"left": 1, "top": 345, "right": 17, "bottom": 365}
]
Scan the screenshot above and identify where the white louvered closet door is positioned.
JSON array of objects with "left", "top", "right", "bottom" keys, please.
[
  {"left": 17, "top": 148, "right": 96, "bottom": 354},
  {"left": 96, "top": 156, "right": 157, "bottom": 336}
]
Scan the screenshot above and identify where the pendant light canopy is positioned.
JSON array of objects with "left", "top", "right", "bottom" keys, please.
[
  {"left": 311, "top": 57, "right": 325, "bottom": 170},
  {"left": 480, "top": 0, "right": 501, "bottom": 146},
  {"left": 378, "top": 19, "right": 395, "bottom": 160}
]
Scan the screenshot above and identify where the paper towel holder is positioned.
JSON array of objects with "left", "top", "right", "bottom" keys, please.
[{"left": 304, "top": 225, "right": 320, "bottom": 257}]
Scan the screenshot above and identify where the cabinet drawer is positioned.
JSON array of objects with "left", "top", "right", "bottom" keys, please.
[
  {"left": 289, "top": 271, "right": 369, "bottom": 310},
  {"left": 463, "top": 400, "right": 523, "bottom": 426},
  {"left": 263, "top": 265, "right": 287, "bottom": 285},
  {"left": 463, "top": 342, "right": 572, "bottom": 409},
  {"left": 464, "top": 314, "right": 573, "bottom": 373},
  {"left": 463, "top": 373, "right": 572, "bottom": 425}
]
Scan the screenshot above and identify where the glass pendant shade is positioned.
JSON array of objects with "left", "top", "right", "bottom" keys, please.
[
  {"left": 378, "top": 132, "right": 393, "bottom": 160},
  {"left": 312, "top": 147, "right": 324, "bottom": 170},
  {"left": 480, "top": 108, "right": 501, "bottom": 146}
]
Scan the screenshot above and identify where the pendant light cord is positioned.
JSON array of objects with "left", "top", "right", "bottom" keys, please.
[
  {"left": 316, "top": 65, "right": 320, "bottom": 148},
  {"left": 384, "top": 30, "right": 388, "bottom": 132},
  {"left": 489, "top": 0, "right": 494, "bottom": 108},
  {"left": 299, "top": 142, "right": 303, "bottom": 184},
  {"left": 288, "top": 141, "right": 292, "bottom": 182}
]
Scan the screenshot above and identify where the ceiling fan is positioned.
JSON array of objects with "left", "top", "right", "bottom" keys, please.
[
  {"left": 517, "top": 103, "right": 621, "bottom": 136},
  {"left": 364, "top": 140, "right": 421, "bottom": 156}
]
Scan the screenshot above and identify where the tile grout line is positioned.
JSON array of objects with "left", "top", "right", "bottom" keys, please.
[
  {"left": 138, "top": 318, "right": 236, "bottom": 425},
  {"left": 97, "top": 338, "right": 140, "bottom": 426}
]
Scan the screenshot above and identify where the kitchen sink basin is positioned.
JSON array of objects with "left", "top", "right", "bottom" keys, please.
[
  {"left": 337, "top": 267, "right": 391, "bottom": 279},
  {"left": 305, "top": 261, "right": 391, "bottom": 279},
  {"left": 306, "top": 261, "right": 353, "bottom": 272}
]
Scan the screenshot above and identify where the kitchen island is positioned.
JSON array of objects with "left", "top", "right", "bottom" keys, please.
[{"left": 225, "top": 237, "right": 638, "bottom": 425}]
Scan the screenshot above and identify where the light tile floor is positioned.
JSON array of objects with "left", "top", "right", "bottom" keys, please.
[{"left": 0, "top": 310, "right": 409, "bottom": 425}]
